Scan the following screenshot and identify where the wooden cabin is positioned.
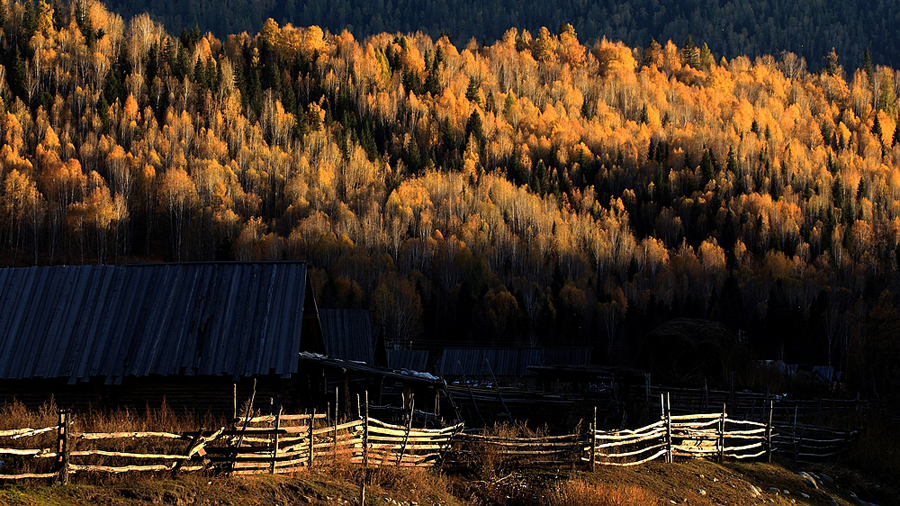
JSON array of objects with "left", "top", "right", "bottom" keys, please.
[{"left": 0, "top": 262, "right": 328, "bottom": 415}]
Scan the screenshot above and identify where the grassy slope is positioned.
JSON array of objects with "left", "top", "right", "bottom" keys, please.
[{"left": 1, "top": 459, "right": 891, "bottom": 506}]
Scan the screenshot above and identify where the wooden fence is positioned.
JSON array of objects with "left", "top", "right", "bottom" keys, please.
[
  {"left": 0, "top": 409, "right": 462, "bottom": 482},
  {"left": 0, "top": 393, "right": 857, "bottom": 481},
  {"left": 451, "top": 432, "right": 584, "bottom": 467}
]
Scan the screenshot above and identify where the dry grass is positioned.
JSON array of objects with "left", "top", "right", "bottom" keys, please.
[
  {"left": 0, "top": 399, "right": 229, "bottom": 479},
  {"left": 452, "top": 421, "right": 558, "bottom": 480},
  {"left": 548, "top": 479, "right": 660, "bottom": 506}
]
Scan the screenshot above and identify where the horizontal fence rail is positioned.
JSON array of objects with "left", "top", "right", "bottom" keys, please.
[
  {"left": 0, "top": 393, "right": 858, "bottom": 481},
  {"left": 0, "top": 409, "right": 463, "bottom": 481}
]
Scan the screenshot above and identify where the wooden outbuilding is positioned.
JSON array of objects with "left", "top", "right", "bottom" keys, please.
[{"left": 0, "top": 262, "right": 328, "bottom": 415}]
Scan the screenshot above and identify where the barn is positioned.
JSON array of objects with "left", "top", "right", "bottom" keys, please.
[{"left": 0, "top": 262, "right": 328, "bottom": 414}]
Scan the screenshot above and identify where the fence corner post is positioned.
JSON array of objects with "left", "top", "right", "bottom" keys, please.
[
  {"left": 270, "top": 406, "right": 282, "bottom": 474},
  {"left": 766, "top": 399, "right": 774, "bottom": 463},
  {"left": 718, "top": 403, "right": 726, "bottom": 463},
  {"left": 590, "top": 406, "right": 597, "bottom": 472},
  {"left": 308, "top": 408, "right": 316, "bottom": 469},
  {"left": 665, "top": 392, "right": 673, "bottom": 464},
  {"left": 56, "top": 409, "right": 71, "bottom": 485}
]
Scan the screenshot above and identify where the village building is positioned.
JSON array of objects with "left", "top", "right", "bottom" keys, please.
[{"left": 0, "top": 262, "right": 328, "bottom": 415}]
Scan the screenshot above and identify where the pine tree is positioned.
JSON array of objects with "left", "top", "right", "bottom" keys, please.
[
  {"left": 465, "top": 110, "right": 484, "bottom": 143},
  {"left": 465, "top": 76, "right": 482, "bottom": 106},
  {"left": 699, "top": 42, "right": 714, "bottom": 70},
  {"left": 826, "top": 47, "right": 841, "bottom": 77},
  {"left": 681, "top": 36, "right": 700, "bottom": 69}
]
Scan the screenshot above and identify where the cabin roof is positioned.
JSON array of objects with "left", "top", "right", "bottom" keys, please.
[
  {"left": 319, "top": 309, "right": 376, "bottom": 364},
  {"left": 438, "top": 347, "right": 592, "bottom": 377},
  {"left": 386, "top": 349, "right": 430, "bottom": 372},
  {"left": 0, "top": 262, "right": 321, "bottom": 384}
]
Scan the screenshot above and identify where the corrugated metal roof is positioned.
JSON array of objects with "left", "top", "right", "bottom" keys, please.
[
  {"left": 386, "top": 350, "right": 430, "bottom": 371},
  {"left": 0, "top": 262, "right": 314, "bottom": 383},
  {"left": 318, "top": 309, "right": 375, "bottom": 364},
  {"left": 438, "top": 348, "right": 592, "bottom": 376}
]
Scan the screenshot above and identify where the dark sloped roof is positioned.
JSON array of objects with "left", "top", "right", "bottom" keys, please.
[
  {"left": 386, "top": 349, "right": 430, "bottom": 371},
  {"left": 318, "top": 309, "right": 375, "bottom": 364},
  {"left": 0, "top": 262, "right": 316, "bottom": 383},
  {"left": 438, "top": 348, "right": 592, "bottom": 377}
]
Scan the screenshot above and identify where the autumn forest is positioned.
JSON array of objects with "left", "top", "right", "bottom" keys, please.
[{"left": 1, "top": 0, "right": 900, "bottom": 398}]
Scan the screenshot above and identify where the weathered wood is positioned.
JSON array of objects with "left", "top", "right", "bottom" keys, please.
[
  {"left": 230, "top": 379, "right": 256, "bottom": 475},
  {"left": 234, "top": 413, "right": 327, "bottom": 424},
  {"left": 270, "top": 406, "right": 282, "bottom": 474},
  {"left": 597, "top": 442, "right": 667, "bottom": 459},
  {"left": 68, "top": 449, "right": 188, "bottom": 459},
  {"left": 594, "top": 429, "right": 666, "bottom": 442},
  {"left": 363, "top": 391, "right": 369, "bottom": 468},
  {"left": 172, "top": 428, "right": 208, "bottom": 477},
  {"left": 307, "top": 408, "right": 316, "bottom": 469},
  {"left": 665, "top": 393, "right": 672, "bottom": 463},
  {"left": 670, "top": 413, "right": 724, "bottom": 421},
  {"left": 460, "top": 432, "right": 576, "bottom": 441},
  {"left": 396, "top": 395, "right": 414, "bottom": 466},
  {"left": 766, "top": 399, "right": 774, "bottom": 463},
  {"left": 1, "top": 427, "right": 55, "bottom": 438},
  {"left": 0, "top": 472, "right": 59, "bottom": 479},
  {"left": 78, "top": 431, "right": 186, "bottom": 440},
  {"left": 590, "top": 406, "right": 597, "bottom": 471},
  {"left": 594, "top": 448, "right": 668, "bottom": 467},
  {"left": 57, "top": 410, "right": 70, "bottom": 485},
  {"left": 333, "top": 388, "right": 339, "bottom": 461},
  {"left": 718, "top": 404, "right": 726, "bottom": 463},
  {"left": 69, "top": 463, "right": 173, "bottom": 473},
  {"left": 595, "top": 432, "right": 665, "bottom": 450},
  {"left": 0, "top": 447, "right": 54, "bottom": 456}
]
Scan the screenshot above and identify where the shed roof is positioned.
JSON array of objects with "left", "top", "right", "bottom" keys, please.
[
  {"left": 438, "top": 348, "right": 592, "bottom": 377},
  {"left": 318, "top": 309, "right": 375, "bottom": 364},
  {"left": 386, "top": 349, "right": 430, "bottom": 372},
  {"left": 0, "top": 262, "right": 320, "bottom": 384}
]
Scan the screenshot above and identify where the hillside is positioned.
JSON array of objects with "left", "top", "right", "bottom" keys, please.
[
  {"left": 98, "top": 0, "right": 900, "bottom": 71},
  {"left": 1, "top": 0, "right": 900, "bottom": 401},
  {"left": 0, "top": 460, "right": 890, "bottom": 506}
]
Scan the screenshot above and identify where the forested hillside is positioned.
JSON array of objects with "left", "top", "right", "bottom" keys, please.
[
  {"left": 97, "top": 0, "right": 900, "bottom": 70},
  {"left": 1, "top": 0, "right": 900, "bottom": 398}
]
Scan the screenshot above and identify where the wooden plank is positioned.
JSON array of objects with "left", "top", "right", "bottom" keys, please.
[
  {"left": 237, "top": 413, "right": 328, "bottom": 424},
  {"left": 595, "top": 448, "right": 668, "bottom": 466},
  {"left": 78, "top": 431, "right": 187, "bottom": 440},
  {"left": 0, "top": 472, "right": 58, "bottom": 480},
  {"left": 0, "top": 447, "right": 54, "bottom": 456},
  {"left": 598, "top": 442, "right": 667, "bottom": 459},
  {"left": 69, "top": 463, "right": 173, "bottom": 473},
  {"left": 67, "top": 450, "right": 188, "bottom": 460},
  {"left": 0, "top": 427, "right": 56, "bottom": 438},
  {"left": 594, "top": 428, "right": 666, "bottom": 441}
]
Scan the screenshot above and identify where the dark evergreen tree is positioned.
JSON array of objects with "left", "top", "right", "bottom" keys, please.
[
  {"left": 465, "top": 109, "right": 484, "bottom": 143},
  {"left": 681, "top": 35, "right": 699, "bottom": 69}
]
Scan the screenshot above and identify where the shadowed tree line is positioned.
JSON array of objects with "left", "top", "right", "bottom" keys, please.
[{"left": 1, "top": 0, "right": 900, "bottom": 402}]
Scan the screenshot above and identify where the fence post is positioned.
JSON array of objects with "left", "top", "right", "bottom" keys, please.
[
  {"left": 792, "top": 406, "right": 799, "bottom": 465},
  {"left": 308, "top": 408, "right": 316, "bottom": 469},
  {"left": 334, "top": 388, "right": 340, "bottom": 462},
  {"left": 766, "top": 399, "right": 774, "bottom": 463},
  {"left": 397, "top": 395, "right": 415, "bottom": 466},
  {"left": 363, "top": 391, "right": 369, "bottom": 468},
  {"left": 718, "top": 403, "right": 726, "bottom": 463},
  {"left": 56, "top": 410, "right": 70, "bottom": 485},
  {"left": 270, "top": 406, "right": 282, "bottom": 474},
  {"left": 665, "top": 392, "right": 673, "bottom": 464},
  {"left": 360, "top": 391, "right": 369, "bottom": 506},
  {"left": 590, "top": 406, "right": 597, "bottom": 471}
]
